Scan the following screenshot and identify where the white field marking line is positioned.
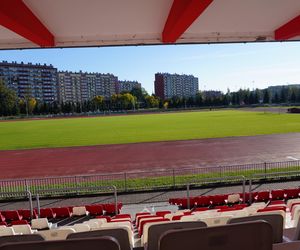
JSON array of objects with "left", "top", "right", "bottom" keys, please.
[{"left": 286, "top": 156, "right": 299, "bottom": 161}]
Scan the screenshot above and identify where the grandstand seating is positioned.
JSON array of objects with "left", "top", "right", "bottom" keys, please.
[
  {"left": 159, "top": 221, "right": 272, "bottom": 250},
  {"left": 0, "top": 237, "right": 121, "bottom": 250},
  {"left": 0, "top": 235, "right": 44, "bottom": 247},
  {"left": 1, "top": 211, "right": 22, "bottom": 222},
  {"left": 145, "top": 221, "right": 207, "bottom": 250},
  {"left": 40, "top": 208, "right": 56, "bottom": 219},
  {"left": 17, "top": 210, "right": 38, "bottom": 220},
  {"left": 68, "top": 228, "right": 131, "bottom": 250},
  {"left": 228, "top": 213, "right": 284, "bottom": 243}
]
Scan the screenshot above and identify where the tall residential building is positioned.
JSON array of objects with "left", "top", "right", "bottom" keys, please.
[
  {"left": 118, "top": 80, "right": 141, "bottom": 93},
  {"left": 0, "top": 61, "right": 59, "bottom": 103},
  {"left": 58, "top": 71, "right": 118, "bottom": 103},
  {"left": 154, "top": 73, "right": 198, "bottom": 99}
]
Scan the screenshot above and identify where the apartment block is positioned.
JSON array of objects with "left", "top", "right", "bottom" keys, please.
[
  {"left": 154, "top": 73, "right": 198, "bottom": 99},
  {"left": 0, "top": 61, "right": 59, "bottom": 103}
]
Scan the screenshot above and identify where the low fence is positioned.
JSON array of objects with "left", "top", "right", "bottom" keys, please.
[{"left": 0, "top": 159, "right": 300, "bottom": 199}]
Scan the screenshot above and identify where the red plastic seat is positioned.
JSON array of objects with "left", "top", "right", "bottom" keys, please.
[
  {"left": 96, "top": 215, "right": 111, "bottom": 222},
  {"left": 113, "top": 214, "right": 131, "bottom": 219},
  {"left": 11, "top": 220, "right": 29, "bottom": 225},
  {"left": 239, "top": 192, "right": 251, "bottom": 203},
  {"left": 52, "top": 207, "right": 72, "bottom": 218},
  {"left": 86, "top": 205, "right": 103, "bottom": 216},
  {"left": 0, "top": 212, "right": 5, "bottom": 222},
  {"left": 18, "top": 209, "right": 38, "bottom": 220},
  {"left": 135, "top": 212, "right": 150, "bottom": 220},
  {"left": 255, "top": 191, "right": 270, "bottom": 202},
  {"left": 109, "top": 219, "right": 131, "bottom": 223},
  {"left": 0, "top": 222, "right": 7, "bottom": 226},
  {"left": 214, "top": 205, "right": 228, "bottom": 210},
  {"left": 271, "top": 190, "right": 285, "bottom": 200},
  {"left": 218, "top": 207, "right": 244, "bottom": 212},
  {"left": 284, "top": 188, "right": 300, "bottom": 199},
  {"left": 195, "top": 196, "right": 211, "bottom": 207},
  {"left": 139, "top": 218, "right": 169, "bottom": 236},
  {"left": 193, "top": 207, "right": 209, "bottom": 212},
  {"left": 40, "top": 208, "right": 56, "bottom": 219},
  {"left": 103, "top": 203, "right": 121, "bottom": 214},
  {"left": 156, "top": 211, "right": 171, "bottom": 217},
  {"left": 210, "top": 195, "right": 227, "bottom": 206},
  {"left": 136, "top": 215, "right": 161, "bottom": 227},
  {"left": 269, "top": 200, "right": 285, "bottom": 206},
  {"left": 2, "top": 211, "right": 22, "bottom": 221},
  {"left": 233, "top": 204, "right": 248, "bottom": 209},
  {"left": 257, "top": 206, "right": 286, "bottom": 213}
]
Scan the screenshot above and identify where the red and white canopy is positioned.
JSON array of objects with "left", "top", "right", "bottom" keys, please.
[{"left": 0, "top": 0, "right": 299, "bottom": 50}]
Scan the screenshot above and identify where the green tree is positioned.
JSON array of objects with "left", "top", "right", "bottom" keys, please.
[
  {"left": 0, "top": 80, "right": 18, "bottom": 116},
  {"left": 263, "top": 89, "right": 270, "bottom": 104},
  {"left": 92, "top": 95, "right": 104, "bottom": 110},
  {"left": 145, "top": 95, "right": 159, "bottom": 108}
]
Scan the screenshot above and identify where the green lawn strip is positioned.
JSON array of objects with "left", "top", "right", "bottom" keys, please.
[{"left": 1, "top": 110, "right": 300, "bottom": 150}]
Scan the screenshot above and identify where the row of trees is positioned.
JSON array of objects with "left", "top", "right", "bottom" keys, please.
[{"left": 1, "top": 80, "right": 300, "bottom": 117}]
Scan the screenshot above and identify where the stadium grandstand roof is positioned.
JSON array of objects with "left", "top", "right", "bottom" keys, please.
[{"left": 0, "top": 0, "right": 300, "bottom": 50}]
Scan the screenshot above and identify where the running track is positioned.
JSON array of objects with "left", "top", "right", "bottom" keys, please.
[{"left": 0, "top": 133, "right": 300, "bottom": 179}]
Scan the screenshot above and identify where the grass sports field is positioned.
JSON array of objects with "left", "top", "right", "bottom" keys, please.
[{"left": 0, "top": 110, "right": 300, "bottom": 150}]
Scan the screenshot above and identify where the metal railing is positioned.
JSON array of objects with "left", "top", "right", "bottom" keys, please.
[
  {"left": 0, "top": 159, "right": 300, "bottom": 199},
  {"left": 34, "top": 185, "right": 118, "bottom": 215}
]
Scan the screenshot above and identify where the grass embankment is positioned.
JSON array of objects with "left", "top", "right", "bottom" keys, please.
[{"left": 0, "top": 110, "right": 300, "bottom": 150}]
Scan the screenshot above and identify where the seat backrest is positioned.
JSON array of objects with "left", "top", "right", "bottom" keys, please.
[
  {"left": 72, "top": 223, "right": 90, "bottom": 232},
  {"left": 0, "top": 227, "right": 15, "bottom": 236},
  {"left": 38, "top": 228, "right": 75, "bottom": 241},
  {"left": 159, "top": 221, "right": 272, "bottom": 250},
  {"left": 40, "top": 208, "right": 55, "bottom": 219},
  {"left": 200, "top": 215, "right": 233, "bottom": 227},
  {"left": 227, "top": 194, "right": 240, "bottom": 203},
  {"left": 72, "top": 206, "right": 87, "bottom": 216},
  {"left": 146, "top": 221, "right": 206, "bottom": 250},
  {"left": 31, "top": 218, "right": 50, "bottom": 230},
  {"left": 2, "top": 211, "right": 21, "bottom": 221},
  {"left": 12, "top": 225, "right": 33, "bottom": 234},
  {"left": 228, "top": 214, "right": 283, "bottom": 243},
  {"left": 67, "top": 228, "right": 130, "bottom": 250},
  {"left": 0, "top": 234, "right": 44, "bottom": 246},
  {"left": 52, "top": 207, "right": 71, "bottom": 218},
  {"left": 273, "top": 241, "right": 300, "bottom": 250},
  {"left": 0, "top": 237, "right": 120, "bottom": 250}
]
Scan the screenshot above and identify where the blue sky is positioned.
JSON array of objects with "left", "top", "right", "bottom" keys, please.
[{"left": 0, "top": 42, "right": 300, "bottom": 94}]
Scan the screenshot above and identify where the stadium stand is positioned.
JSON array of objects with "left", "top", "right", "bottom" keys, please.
[{"left": 0, "top": 237, "right": 121, "bottom": 250}]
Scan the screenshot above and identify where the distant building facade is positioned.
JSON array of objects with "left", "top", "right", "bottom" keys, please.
[
  {"left": 0, "top": 61, "right": 59, "bottom": 103},
  {"left": 58, "top": 71, "right": 118, "bottom": 103},
  {"left": 154, "top": 73, "right": 198, "bottom": 99},
  {"left": 118, "top": 80, "right": 141, "bottom": 93}
]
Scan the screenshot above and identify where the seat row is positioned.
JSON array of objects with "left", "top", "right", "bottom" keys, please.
[
  {"left": 169, "top": 188, "right": 300, "bottom": 208},
  {"left": 0, "top": 203, "right": 122, "bottom": 225},
  {"left": 0, "top": 220, "right": 299, "bottom": 250}
]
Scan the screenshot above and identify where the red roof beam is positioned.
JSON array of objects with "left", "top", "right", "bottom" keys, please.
[
  {"left": 162, "top": 0, "right": 213, "bottom": 43},
  {"left": 275, "top": 15, "right": 300, "bottom": 41},
  {"left": 0, "top": 0, "right": 54, "bottom": 47}
]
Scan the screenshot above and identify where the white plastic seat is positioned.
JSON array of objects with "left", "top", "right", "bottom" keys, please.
[
  {"left": 31, "top": 218, "right": 52, "bottom": 230},
  {"left": 72, "top": 206, "right": 89, "bottom": 216},
  {"left": 83, "top": 218, "right": 106, "bottom": 230},
  {"left": 0, "top": 227, "right": 16, "bottom": 236},
  {"left": 38, "top": 228, "right": 75, "bottom": 241},
  {"left": 73, "top": 223, "right": 90, "bottom": 232},
  {"left": 180, "top": 215, "right": 198, "bottom": 222},
  {"left": 100, "top": 223, "right": 134, "bottom": 247},
  {"left": 141, "top": 220, "right": 171, "bottom": 246},
  {"left": 227, "top": 194, "right": 240, "bottom": 203},
  {"left": 257, "top": 210, "right": 286, "bottom": 227},
  {"left": 12, "top": 225, "right": 36, "bottom": 234},
  {"left": 287, "top": 199, "right": 300, "bottom": 210}
]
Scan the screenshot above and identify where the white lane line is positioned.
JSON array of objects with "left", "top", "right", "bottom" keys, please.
[{"left": 286, "top": 156, "right": 299, "bottom": 161}]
